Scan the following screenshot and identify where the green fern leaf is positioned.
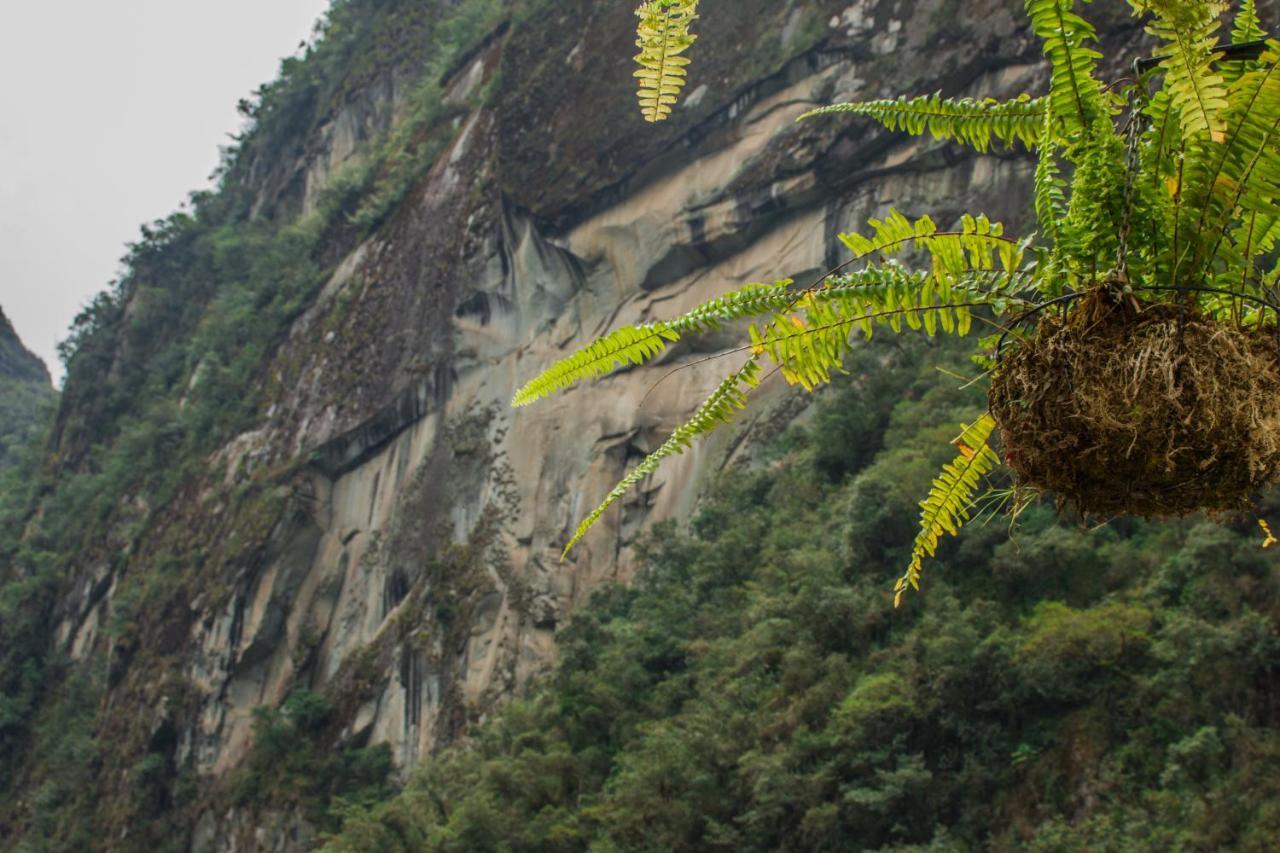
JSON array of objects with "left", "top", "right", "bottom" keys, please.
[
  {"left": 800, "top": 94, "right": 1047, "bottom": 152},
  {"left": 634, "top": 0, "right": 699, "bottom": 123},
  {"left": 1181, "top": 43, "right": 1280, "bottom": 276},
  {"left": 1232, "top": 0, "right": 1264, "bottom": 45},
  {"left": 512, "top": 280, "right": 793, "bottom": 406},
  {"left": 839, "top": 210, "right": 1024, "bottom": 285},
  {"left": 751, "top": 264, "right": 1023, "bottom": 391},
  {"left": 1225, "top": 0, "right": 1266, "bottom": 83},
  {"left": 562, "top": 357, "right": 762, "bottom": 555},
  {"left": 896, "top": 414, "right": 999, "bottom": 607},
  {"left": 1033, "top": 112, "right": 1068, "bottom": 251},
  {"left": 1025, "top": 0, "right": 1107, "bottom": 135},
  {"left": 1137, "top": 0, "right": 1230, "bottom": 141}
]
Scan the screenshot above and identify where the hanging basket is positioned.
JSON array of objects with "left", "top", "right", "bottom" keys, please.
[{"left": 989, "top": 288, "right": 1280, "bottom": 517}]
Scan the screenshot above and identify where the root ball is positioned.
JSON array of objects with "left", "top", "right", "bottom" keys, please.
[{"left": 989, "top": 292, "right": 1280, "bottom": 517}]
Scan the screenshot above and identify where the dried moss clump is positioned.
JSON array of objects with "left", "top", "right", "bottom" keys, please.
[{"left": 989, "top": 292, "right": 1280, "bottom": 517}]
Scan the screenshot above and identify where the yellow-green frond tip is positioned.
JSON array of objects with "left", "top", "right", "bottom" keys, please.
[
  {"left": 895, "top": 413, "right": 999, "bottom": 607},
  {"left": 560, "top": 357, "right": 762, "bottom": 557},
  {"left": 634, "top": 0, "right": 699, "bottom": 122}
]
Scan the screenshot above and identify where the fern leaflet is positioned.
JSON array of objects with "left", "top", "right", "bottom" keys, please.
[
  {"left": 800, "top": 94, "right": 1047, "bottom": 152},
  {"left": 512, "top": 280, "right": 792, "bottom": 407},
  {"left": 1025, "top": 0, "right": 1107, "bottom": 135},
  {"left": 562, "top": 357, "right": 762, "bottom": 556},
  {"left": 634, "top": 0, "right": 699, "bottom": 123},
  {"left": 896, "top": 414, "right": 999, "bottom": 607}
]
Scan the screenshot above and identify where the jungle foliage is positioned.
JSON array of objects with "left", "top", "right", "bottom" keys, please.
[
  {"left": 329, "top": 335, "right": 1280, "bottom": 851},
  {"left": 0, "top": 310, "right": 54, "bottom": 471},
  {"left": 521, "top": 0, "right": 1280, "bottom": 604}
]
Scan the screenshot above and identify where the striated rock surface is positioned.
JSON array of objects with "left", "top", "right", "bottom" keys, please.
[
  {"left": 9, "top": 0, "right": 1236, "bottom": 848},
  {"left": 175, "top": 0, "right": 1046, "bottom": 791}
]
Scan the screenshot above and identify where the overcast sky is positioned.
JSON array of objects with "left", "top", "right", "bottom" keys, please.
[{"left": 0, "top": 0, "right": 332, "bottom": 384}]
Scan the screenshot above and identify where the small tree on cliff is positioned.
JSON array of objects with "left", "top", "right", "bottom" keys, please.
[{"left": 515, "top": 0, "right": 1280, "bottom": 605}]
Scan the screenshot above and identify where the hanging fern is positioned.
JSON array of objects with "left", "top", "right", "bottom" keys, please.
[
  {"left": 800, "top": 94, "right": 1048, "bottom": 152},
  {"left": 895, "top": 414, "right": 999, "bottom": 608},
  {"left": 634, "top": 0, "right": 699, "bottom": 123},
  {"left": 525, "top": 0, "right": 1280, "bottom": 604}
]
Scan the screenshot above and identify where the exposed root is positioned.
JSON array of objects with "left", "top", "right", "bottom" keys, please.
[{"left": 989, "top": 290, "right": 1280, "bottom": 517}]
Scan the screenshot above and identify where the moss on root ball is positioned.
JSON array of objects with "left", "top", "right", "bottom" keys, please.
[{"left": 989, "top": 291, "right": 1280, "bottom": 517}]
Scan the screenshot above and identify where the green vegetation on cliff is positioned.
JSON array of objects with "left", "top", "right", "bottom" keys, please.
[
  {"left": 0, "top": 0, "right": 510, "bottom": 844},
  {"left": 0, "top": 308, "right": 54, "bottom": 470},
  {"left": 325, "top": 336, "right": 1280, "bottom": 851}
]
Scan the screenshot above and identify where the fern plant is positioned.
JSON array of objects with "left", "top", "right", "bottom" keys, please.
[{"left": 521, "top": 0, "right": 1280, "bottom": 603}]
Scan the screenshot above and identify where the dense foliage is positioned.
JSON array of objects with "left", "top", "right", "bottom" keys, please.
[
  {"left": 232, "top": 690, "right": 395, "bottom": 827},
  {"left": 0, "top": 309, "right": 54, "bottom": 471},
  {"left": 327, "top": 337, "right": 1280, "bottom": 851}
]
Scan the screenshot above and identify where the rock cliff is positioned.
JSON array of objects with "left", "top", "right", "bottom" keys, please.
[{"left": 8, "top": 0, "right": 1264, "bottom": 848}]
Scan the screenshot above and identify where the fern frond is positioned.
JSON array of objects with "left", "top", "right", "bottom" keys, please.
[
  {"left": 1138, "top": 0, "right": 1230, "bottom": 141},
  {"left": 634, "top": 0, "right": 699, "bottom": 123},
  {"left": 1233, "top": 0, "right": 1264, "bottom": 45},
  {"left": 562, "top": 357, "right": 762, "bottom": 555},
  {"left": 839, "top": 210, "right": 1025, "bottom": 287},
  {"left": 1225, "top": 0, "right": 1266, "bottom": 83},
  {"left": 1025, "top": 0, "right": 1107, "bottom": 135},
  {"left": 751, "top": 265, "right": 1022, "bottom": 390},
  {"left": 512, "top": 280, "right": 793, "bottom": 407},
  {"left": 837, "top": 209, "right": 939, "bottom": 258},
  {"left": 513, "top": 227, "right": 1024, "bottom": 408},
  {"left": 1183, "top": 44, "right": 1280, "bottom": 276},
  {"left": 1033, "top": 115, "right": 1068, "bottom": 251},
  {"left": 1254, "top": 213, "right": 1280, "bottom": 255},
  {"left": 895, "top": 414, "right": 999, "bottom": 607},
  {"left": 799, "top": 94, "right": 1047, "bottom": 152}
]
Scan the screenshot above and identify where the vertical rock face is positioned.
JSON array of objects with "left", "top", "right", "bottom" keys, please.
[
  {"left": 171, "top": 0, "right": 1052, "bottom": 788},
  {"left": 22, "top": 0, "right": 1256, "bottom": 848},
  {"left": 0, "top": 307, "right": 54, "bottom": 468}
]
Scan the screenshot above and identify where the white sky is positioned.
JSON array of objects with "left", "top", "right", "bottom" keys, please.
[{"left": 0, "top": 0, "right": 332, "bottom": 384}]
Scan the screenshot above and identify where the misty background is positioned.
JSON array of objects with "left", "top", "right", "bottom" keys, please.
[{"left": 0, "top": 0, "right": 331, "bottom": 383}]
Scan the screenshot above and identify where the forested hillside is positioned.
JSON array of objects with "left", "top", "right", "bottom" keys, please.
[
  {"left": 325, "top": 336, "right": 1280, "bottom": 851},
  {"left": 0, "top": 0, "right": 1277, "bottom": 850},
  {"left": 0, "top": 308, "right": 53, "bottom": 470}
]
